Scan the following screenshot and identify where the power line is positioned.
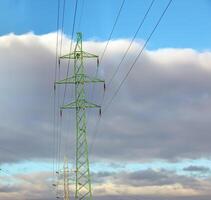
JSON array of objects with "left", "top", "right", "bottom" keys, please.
[
  {"left": 90, "top": 0, "right": 126, "bottom": 99},
  {"left": 100, "top": 0, "right": 126, "bottom": 63},
  {"left": 92, "top": 0, "right": 156, "bottom": 124},
  {"left": 89, "top": 0, "right": 173, "bottom": 154},
  {"left": 61, "top": 0, "right": 79, "bottom": 106},
  {"left": 107, "top": 0, "right": 156, "bottom": 87},
  {"left": 89, "top": 0, "right": 157, "bottom": 154},
  {"left": 59, "top": 0, "right": 66, "bottom": 57},
  {"left": 91, "top": 0, "right": 127, "bottom": 108},
  {"left": 103, "top": 0, "right": 173, "bottom": 114},
  {"left": 53, "top": 0, "right": 61, "bottom": 180},
  {"left": 55, "top": 0, "right": 66, "bottom": 187},
  {"left": 89, "top": 0, "right": 126, "bottom": 151},
  {"left": 55, "top": 1, "right": 79, "bottom": 192},
  {"left": 57, "top": 0, "right": 66, "bottom": 171},
  {"left": 57, "top": 0, "right": 66, "bottom": 62},
  {"left": 57, "top": 0, "right": 78, "bottom": 168}
]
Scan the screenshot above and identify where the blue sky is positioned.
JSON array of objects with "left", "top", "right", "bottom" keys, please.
[
  {"left": 0, "top": 0, "right": 211, "bottom": 49},
  {"left": 2, "top": 159, "right": 211, "bottom": 177}
]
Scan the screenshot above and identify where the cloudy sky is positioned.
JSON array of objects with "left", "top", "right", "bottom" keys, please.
[{"left": 0, "top": 0, "right": 211, "bottom": 200}]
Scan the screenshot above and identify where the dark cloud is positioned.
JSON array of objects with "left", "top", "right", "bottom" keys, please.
[
  {"left": 0, "top": 185, "right": 20, "bottom": 193},
  {"left": 92, "top": 169, "right": 207, "bottom": 190},
  {"left": 183, "top": 166, "right": 210, "bottom": 173}
]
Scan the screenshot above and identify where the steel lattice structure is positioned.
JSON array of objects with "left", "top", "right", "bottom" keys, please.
[
  {"left": 63, "top": 157, "right": 70, "bottom": 200},
  {"left": 54, "top": 157, "right": 71, "bottom": 200},
  {"left": 56, "top": 32, "right": 104, "bottom": 200}
]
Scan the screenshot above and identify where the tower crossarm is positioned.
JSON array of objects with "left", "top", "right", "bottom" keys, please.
[
  {"left": 55, "top": 75, "right": 104, "bottom": 85},
  {"left": 61, "top": 100, "right": 100, "bottom": 110},
  {"left": 60, "top": 51, "right": 99, "bottom": 60}
]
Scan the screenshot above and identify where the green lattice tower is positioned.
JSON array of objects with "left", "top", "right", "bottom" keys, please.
[{"left": 56, "top": 32, "right": 104, "bottom": 200}]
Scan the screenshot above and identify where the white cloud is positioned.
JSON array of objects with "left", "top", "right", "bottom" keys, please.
[{"left": 0, "top": 32, "right": 211, "bottom": 165}]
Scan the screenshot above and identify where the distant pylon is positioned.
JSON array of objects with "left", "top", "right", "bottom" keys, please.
[
  {"left": 56, "top": 32, "right": 105, "bottom": 200},
  {"left": 63, "top": 157, "right": 70, "bottom": 200},
  {"left": 53, "top": 157, "right": 71, "bottom": 200}
]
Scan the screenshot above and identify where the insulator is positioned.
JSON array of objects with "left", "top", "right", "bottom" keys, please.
[
  {"left": 58, "top": 58, "right": 60, "bottom": 67},
  {"left": 56, "top": 171, "right": 59, "bottom": 174},
  {"left": 54, "top": 83, "right": 56, "bottom": 91},
  {"left": 60, "top": 110, "right": 62, "bottom": 117},
  {"left": 97, "top": 57, "right": 99, "bottom": 67},
  {"left": 103, "top": 82, "right": 106, "bottom": 92},
  {"left": 52, "top": 184, "right": 57, "bottom": 187},
  {"left": 99, "top": 108, "right": 102, "bottom": 117}
]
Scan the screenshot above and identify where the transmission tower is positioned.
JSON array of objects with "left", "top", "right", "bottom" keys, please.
[
  {"left": 56, "top": 32, "right": 104, "bottom": 200},
  {"left": 63, "top": 157, "right": 70, "bottom": 200},
  {"left": 53, "top": 157, "right": 71, "bottom": 200}
]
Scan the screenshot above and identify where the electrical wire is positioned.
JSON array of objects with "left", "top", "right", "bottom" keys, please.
[
  {"left": 89, "top": 0, "right": 126, "bottom": 110},
  {"left": 59, "top": 0, "right": 66, "bottom": 57},
  {"left": 55, "top": 0, "right": 66, "bottom": 195},
  {"left": 58, "top": 0, "right": 78, "bottom": 173},
  {"left": 107, "top": 0, "right": 156, "bottom": 87},
  {"left": 55, "top": 1, "right": 79, "bottom": 194},
  {"left": 61, "top": 0, "right": 79, "bottom": 107},
  {"left": 103, "top": 0, "right": 173, "bottom": 114},
  {"left": 53, "top": 0, "right": 61, "bottom": 182},
  {"left": 89, "top": 0, "right": 126, "bottom": 152},
  {"left": 90, "top": 0, "right": 156, "bottom": 145},
  {"left": 100, "top": 0, "right": 126, "bottom": 63},
  {"left": 57, "top": 0, "right": 66, "bottom": 175},
  {"left": 89, "top": 0, "right": 173, "bottom": 154}
]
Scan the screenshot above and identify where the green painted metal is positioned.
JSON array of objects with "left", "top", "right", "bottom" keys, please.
[{"left": 56, "top": 32, "right": 104, "bottom": 200}]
